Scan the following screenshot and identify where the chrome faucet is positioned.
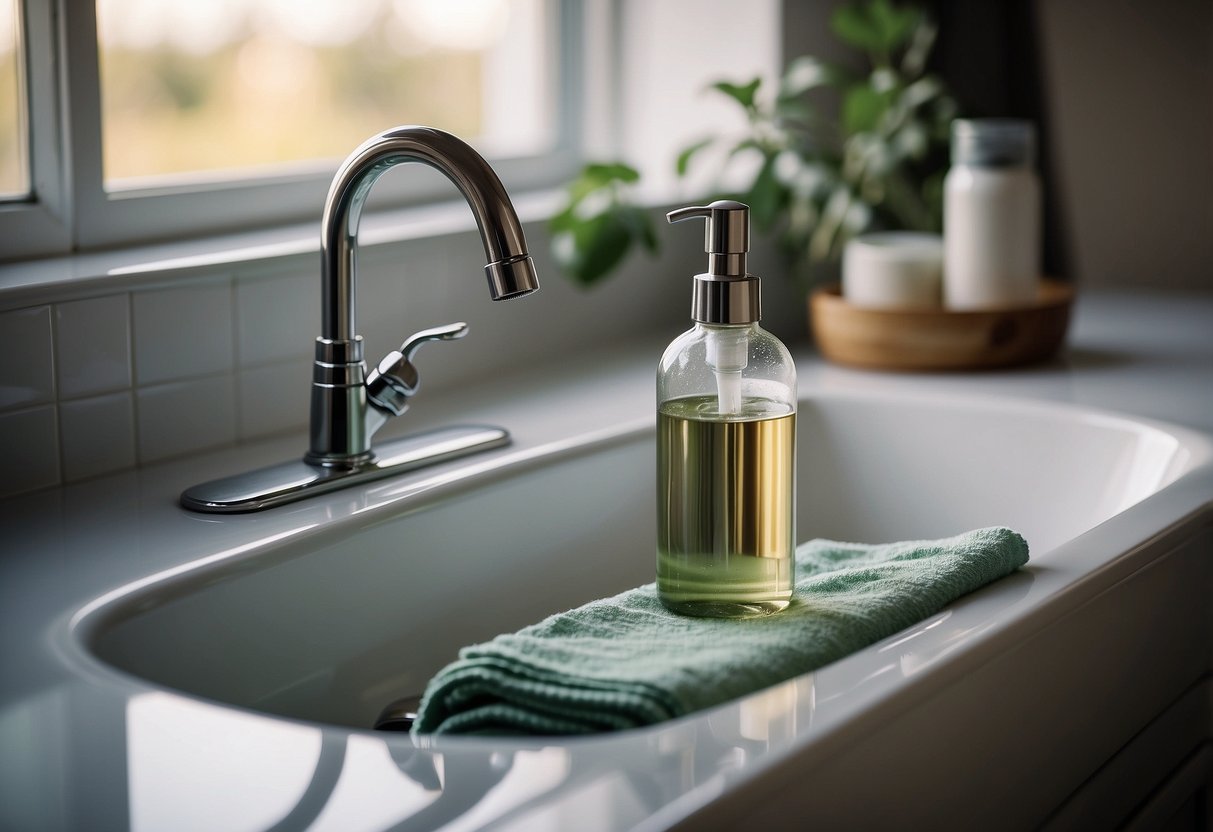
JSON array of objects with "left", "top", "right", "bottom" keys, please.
[{"left": 181, "top": 126, "right": 539, "bottom": 513}]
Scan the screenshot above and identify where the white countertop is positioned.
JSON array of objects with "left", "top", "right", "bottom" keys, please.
[{"left": 1, "top": 287, "right": 1211, "bottom": 831}]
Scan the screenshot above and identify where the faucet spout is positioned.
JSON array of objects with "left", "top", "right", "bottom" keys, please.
[{"left": 320, "top": 125, "right": 539, "bottom": 342}]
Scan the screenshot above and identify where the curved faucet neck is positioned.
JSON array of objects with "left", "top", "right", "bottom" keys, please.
[{"left": 319, "top": 125, "right": 535, "bottom": 342}]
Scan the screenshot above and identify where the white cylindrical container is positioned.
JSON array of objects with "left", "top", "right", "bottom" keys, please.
[
  {"left": 842, "top": 232, "right": 943, "bottom": 309},
  {"left": 943, "top": 119, "right": 1041, "bottom": 309}
]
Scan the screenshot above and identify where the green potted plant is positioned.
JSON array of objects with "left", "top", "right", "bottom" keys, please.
[{"left": 549, "top": 0, "right": 957, "bottom": 293}]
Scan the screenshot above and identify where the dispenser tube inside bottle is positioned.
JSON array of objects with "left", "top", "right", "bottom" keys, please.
[{"left": 706, "top": 329, "right": 748, "bottom": 415}]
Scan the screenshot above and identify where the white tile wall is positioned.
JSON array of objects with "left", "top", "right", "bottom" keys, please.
[
  {"left": 0, "top": 272, "right": 292, "bottom": 493},
  {"left": 55, "top": 295, "right": 132, "bottom": 398},
  {"left": 0, "top": 218, "right": 713, "bottom": 498},
  {"left": 136, "top": 376, "right": 237, "bottom": 463},
  {"left": 133, "top": 281, "right": 234, "bottom": 385},
  {"left": 0, "top": 307, "right": 55, "bottom": 410},
  {"left": 235, "top": 272, "right": 318, "bottom": 366},
  {"left": 59, "top": 392, "right": 136, "bottom": 481},
  {"left": 0, "top": 406, "right": 59, "bottom": 497},
  {"left": 357, "top": 235, "right": 454, "bottom": 367},
  {"left": 237, "top": 359, "right": 311, "bottom": 440}
]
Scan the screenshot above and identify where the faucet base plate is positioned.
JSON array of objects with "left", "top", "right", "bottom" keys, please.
[{"left": 180, "top": 425, "right": 510, "bottom": 513}]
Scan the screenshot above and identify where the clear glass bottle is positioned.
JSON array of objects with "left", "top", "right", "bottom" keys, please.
[{"left": 658, "top": 201, "right": 797, "bottom": 618}]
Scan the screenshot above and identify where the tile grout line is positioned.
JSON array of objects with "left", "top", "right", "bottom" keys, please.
[
  {"left": 230, "top": 274, "right": 244, "bottom": 442},
  {"left": 48, "top": 303, "right": 65, "bottom": 487}
]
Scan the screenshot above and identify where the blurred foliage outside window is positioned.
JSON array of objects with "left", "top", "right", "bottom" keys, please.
[
  {"left": 1, "top": 0, "right": 28, "bottom": 199},
  {"left": 96, "top": 0, "right": 551, "bottom": 186}
]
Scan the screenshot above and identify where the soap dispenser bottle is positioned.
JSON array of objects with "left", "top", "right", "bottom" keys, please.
[{"left": 658, "top": 200, "right": 797, "bottom": 618}]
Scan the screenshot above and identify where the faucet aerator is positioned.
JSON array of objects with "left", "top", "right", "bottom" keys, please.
[{"left": 486, "top": 255, "right": 541, "bottom": 301}]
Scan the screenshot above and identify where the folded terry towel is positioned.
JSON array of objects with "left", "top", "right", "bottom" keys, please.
[{"left": 412, "top": 527, "right": 1028, "bottom": 736}]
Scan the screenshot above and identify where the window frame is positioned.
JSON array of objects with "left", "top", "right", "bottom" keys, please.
[
  {"left": 1, "top": 0, "right": 69, "bottom": 259},
  {"left": 2, "top": 0, "right": 584, "bottom": 261}
]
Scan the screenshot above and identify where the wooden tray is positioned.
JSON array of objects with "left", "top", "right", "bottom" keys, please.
[{"left": 809, "top": 280, "right": 1073, "bottom": 371}]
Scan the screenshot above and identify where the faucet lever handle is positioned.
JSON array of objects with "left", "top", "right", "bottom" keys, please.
[
  {"left": 367, "top": 322, "right": 469, "bottom": 417},
  {"left": 399, "top": 321, "right": 468, "bottom": 361}
]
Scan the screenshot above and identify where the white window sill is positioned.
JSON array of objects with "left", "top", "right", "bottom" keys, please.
[{"left": 0, "top": 188, "right": 568, "bottom": 312}]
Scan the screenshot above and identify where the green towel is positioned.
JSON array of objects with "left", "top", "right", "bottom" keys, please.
[{"left": 412, "top": 527, "right": 1028, "bottom": 736}]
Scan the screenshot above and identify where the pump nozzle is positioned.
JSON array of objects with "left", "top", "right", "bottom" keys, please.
[
  {"left": 666, "top": 200, "right": 760, "bottom": 326},
  {"left": 667, "top": 200, "right": 750, "bottom": 278}
]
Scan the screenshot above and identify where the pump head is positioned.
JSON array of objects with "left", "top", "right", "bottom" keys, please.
[{"left": 667, "top": 200, "right": 760, "bottom": 325}]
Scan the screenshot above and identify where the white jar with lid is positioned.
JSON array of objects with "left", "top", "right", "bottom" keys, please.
[
  {"left": 842, "top": 232, "right": 943, "bottom": 309},
  {"left": 943, "top": 119, "right": 1041, "bottom": 309}
]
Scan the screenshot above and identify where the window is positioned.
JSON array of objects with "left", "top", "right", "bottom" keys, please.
[
  {"left": 1, "top": 0, "right": 578, "bottom": 261},
  {"left": 95, "top": 0, "right": 554, "bottom": 187},
  {"left": 0, "top": 0, "right": 27, "bottom": 199}
]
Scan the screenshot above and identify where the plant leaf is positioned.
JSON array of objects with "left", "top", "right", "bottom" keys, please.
[
  {"left": 617, "top": 203, "right": 657, "bottom": 247},
  {"left": 842, "top": 86, "right": 888, "bottom": 135},
  {"left": 555, "top": 210, "right": 634, "bottom": 286},
  {"left": 773, "top": 97, "right": 813, "bottom": 124},
  {"left": 711, "top": 77, "right": 762, "bottom": 110},
  {"left": 900, "top": 76, "right": 942, "bottom": 110},
  {"left": 581, "top": 162, "right": 640, "bottom": 185},
  {"left": 549, "top": 162, "right": 656, "bottom": 286},
  {"left": 779, "top": 56, "right": 848, "bottom": 99},
  {"left": 563, "top": 162, "right": 639, "bottom": 203},
  {"left": 630, "top": 206, "right": 661, "bottom": 253},
  {"left": 867, "top": 0, "right": 920, "bottom": 52},
  {"left": 831, "top": 3, "right": 883, "bottom": 51},
  {"left": 745, "top": 154, "right": 787, "bottom": 230},
  {"left": 900, "top": 15, "right": 937, "bottom": 77},
  {"left": 676, "top": 138, "right": 713, "bottom": 177},
  {"left": 727, "top": 137, "right": 764, "bottom": 159},
  {"left": 548, "top": 205, "right": 578, "bottom": 233},
  {"left": 832, "top": 0, "right": 919, "bottom": 53},
  {"left": 809, "top": 184, "right": 853, "bottom": 263}
]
